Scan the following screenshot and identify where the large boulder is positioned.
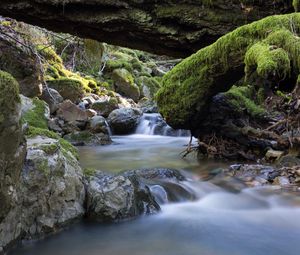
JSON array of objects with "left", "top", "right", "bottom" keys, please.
[
  {"left": 47, "top": 78, "right": 85, "bottom": 103},
  {"left": 85, "top": 172, "right": 160, "bottom": 222},
  {"left": 108, "top": 108, "right": 142, "bottom": 134},
  {"left": 21, "top": 135, "right": 85, "bottom": 239},
  {"left": 89, "top": 116, "right": 110, "bottom": 134},
  {"left": 112, "top": 68, "right": 140, "bottom": 102},
  {"left": 0, "top": 71, "right": 26, "bottom": 251}
]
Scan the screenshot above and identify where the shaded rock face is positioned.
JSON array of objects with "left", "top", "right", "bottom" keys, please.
[
  {"left": 57, "top": 100, "right": 88, "bottom": 122},
  {"left": 0, "top": 71, "right": 26, "bottom": 250},
  {"left": 108, "top": 108, "right": 142, "bottom": 134},
  {"left": 40, "top": 88, "right": 64, "bottom": 114},
  {"left": 0, "top": 27, "right": 42, "bottom": 98},
  {"left": 21, "top": 136, "right": 86, "bottom": 239},
  {"left": 0, "top": 1, "right": 293, "bottom": 57}
]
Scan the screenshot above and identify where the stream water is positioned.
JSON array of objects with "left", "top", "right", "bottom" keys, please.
[{"left": 10, "top": 114, "right": 300, "bottom": 255}]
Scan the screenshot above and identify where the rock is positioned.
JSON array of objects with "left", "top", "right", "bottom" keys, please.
[
  {"left": 273, "top": 176, "right": 290, "bottom": 186},
  {"left": 86, "top": 109, "right": 97, "bottom": 118},
  {"left": 47, "top": 78, "right": 85, "bottom": 103},
  {"left": 277, "top": 155, "right": 300, "bottom": 167},
  {"left": 265, "top": 149, "right": 284, "bottom": 161},
  {"left": 138, "top": 98, "right": 158, "bottom": 113},
  {"left": 57, "top": 100, "right": 88, "bottom": 122},
  {"left": 21, "top": 136, "right": 85, "bottom": 239},
  {"left": 91, "top": 96, "right": 119, "bottom": 117},
  {"left": 108, "top": 108, "right": 142, "bottom": 135},
  {"left": 112, "top": 68, "right": 140, "bottom": 102},
  {"left": 85, "top": 172, "right": 160, "bottom": 222},
  {"left": 0, "top": 33, "right": 42, "bottom": 98},
  {"left": 89, "top": 116, "right": 110, "bottom": 134},
  {"left": 48, "top": 118, "right": 63, "bottom": 133},
  {"left": 64, "top": 131, "right": 111, "bottom": 146},
  {"left": 0, "top": 71, "right": 26, "bottom": 250},
  {"left": 0, "top": 1, "right": 291, "bottom": 58},
  {"left": 40, "top": 88, "right": 63, "bottom": 114}
]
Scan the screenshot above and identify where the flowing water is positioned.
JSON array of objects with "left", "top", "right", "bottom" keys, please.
[{"left": 9, "top": 114, "right": 300, "bottom": 255}]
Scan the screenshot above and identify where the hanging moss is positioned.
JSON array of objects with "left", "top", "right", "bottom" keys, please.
[{"left": 156, "top": 13, "right": 300, "bottom": 129}]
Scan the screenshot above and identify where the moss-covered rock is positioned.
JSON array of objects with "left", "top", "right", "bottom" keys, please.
[
  {"left": 156, "top": 13, "right": 300, "bottom": 130},
  {"left": 136, "top": 76, "right": 161, "bottom": 99},
  {"left": 47, "top": 77, "right": 85, "bottom": 102},
  {"left": 22, "top": 97, "right": 49, "bottom": 129},
  {"left": 112, "top": 68, "right": 140, "bottom": 102}
]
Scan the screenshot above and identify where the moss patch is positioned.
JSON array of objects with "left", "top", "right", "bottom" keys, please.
[
  {"left": 0, "top": 70, "right": 20, "bottom": 123},
  {"left": 26, "top": 126, "right": 79, "bottom": 159},
  {"left": 22, "top": 98, "right": 48, "bottom": 129}
]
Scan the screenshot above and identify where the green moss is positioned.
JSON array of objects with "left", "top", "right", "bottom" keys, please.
[
  {"left": 46, "top": 77, "right": 85, "bottom": 101},
  {"left": 36, "top": 158, "right": 50, "bottom": 176},
  {"left": 40, "top": 143, "right": 59, "bottom": 155},
  {"left": 83, "top": 167, "right": 97, "bottom": 177},
  {"left": 224, "top": 85, "right": 265, "bottom": 118},
  {"left": 106, "top": 59, "right": 133, "bottom": 73},
  {"left": 22, "top": 98, "right": 48, "bottom": 129},
  {"left": 26, "top": 126, "right": 79, "bottom": 159},
  {"left": 0, "top": 71, "right": 20, "bottom": 123},
  {"left": 245, "top": 42, "right": 290, "bottom": 80},
  {"left": 37, "top": 45, "right": 63, "bottom": 65},
  {"left": 156, "top": 13, "right": 300, "bottom": 129}
]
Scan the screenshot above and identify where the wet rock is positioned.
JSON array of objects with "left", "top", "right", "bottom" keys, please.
[
  {"left": 86, "top": 172, "right": 160, "bottom": 222},
  {"left": 40, "top": 88, "right": 63, "bottom": 114},
  {"left": 89, "top": 116, "right": 110, "bottom": 134},
  {"left": 108, "top": 108, "right": 142, "bottom": 134},
  {"left": 57, "top": 100, "right": 88, "bottom": 122},
  {"left": 273, "top": 176, "right": 290, "bottom": 186},
  {"left": 64, "top": 130, "right": 111, "bottom": 146},
  {"left": 21, "top": 136, "right": 85, "bottom": 239}
]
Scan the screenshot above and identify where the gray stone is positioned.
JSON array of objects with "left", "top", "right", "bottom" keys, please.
[
  {"left": 40, "top": 88, "right": 63, "bottom": 114},
  {"left": 108, "top": 108, "right": 142, "bottom": 135}
]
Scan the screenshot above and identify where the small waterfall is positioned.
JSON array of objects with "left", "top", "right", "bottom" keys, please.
[
  {"left": 104, "top": 120, "right": 112, "bottom": 136},
  {"left": 135, "top": 113, "right": 190, "bottom": 137}
]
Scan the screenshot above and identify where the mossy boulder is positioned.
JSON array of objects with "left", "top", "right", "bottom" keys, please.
[
  {"left": 156, "top": 13, "right": 300, "bottom": 131},
  {"left": 47, "top": 77, "right": 85, "bottom": 103},
  {"left": 91, "top": 97, "right": 119, "bottom": 117},
  {"left": 136, "top": 76, "right": 161, "bottom": 99},
  {"left": 112, "top": 68, "right": 140, "bottom": 102}
]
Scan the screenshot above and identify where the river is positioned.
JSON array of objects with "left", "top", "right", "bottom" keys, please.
[{"left": 9, "top": 115, "right": 300, "bottom": 255}]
